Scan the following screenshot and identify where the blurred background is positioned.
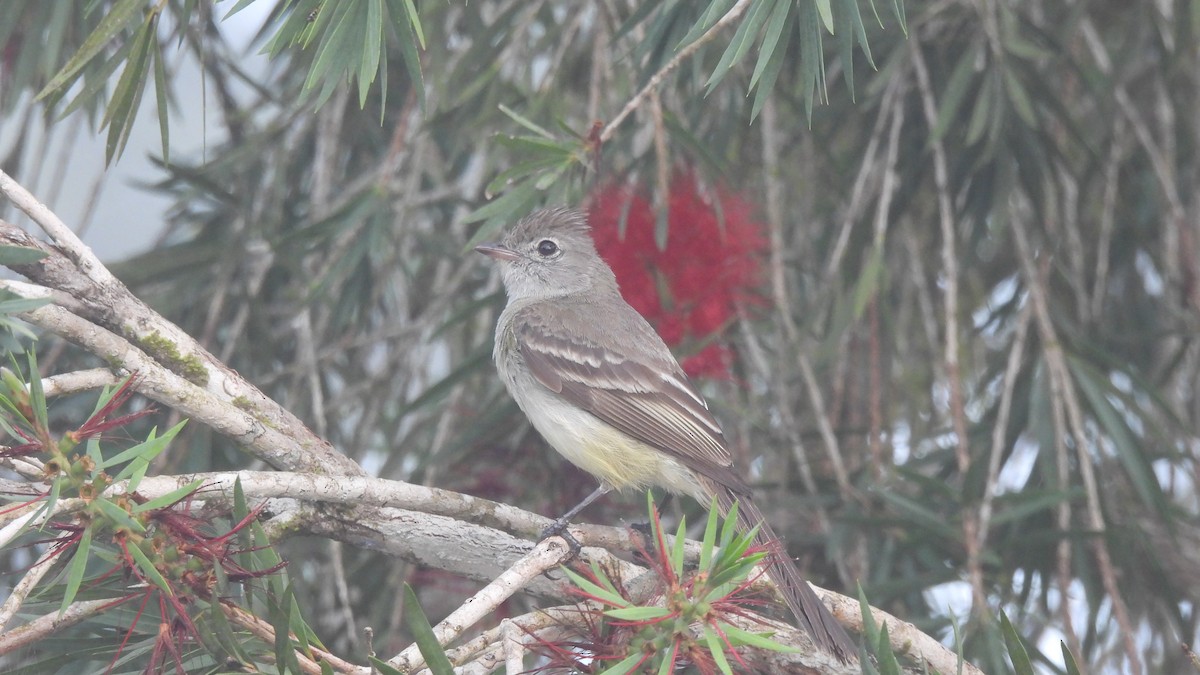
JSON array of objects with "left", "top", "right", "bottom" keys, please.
[{"left": 2, "top": 1, "right": 1198, "bottom": 672}]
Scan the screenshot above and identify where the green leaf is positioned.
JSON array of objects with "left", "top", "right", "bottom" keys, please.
[
  {"left": 271, "top": 582, "right": 304, "bottom": 674},
  {"left": 102, "top": 12, "right": 157, "bottom": 163},
  {"left": 151, "top": 31, "right": 170, "bottom": 163},
  {"left": 95, "top": 497, "right": 146, "bottom": 534},
  {"left": 598, "top": 652, "right": 645, "bottom": 675},
  {"left": 1061, "top": 640, "right": 1083, "bottom": 675},
  {"left": 26, "top": 351, "right": 47, "bottom": 434},
  {"left": 106, "top": 421, "right": 188, "bottom": 487},
  {"left": 999, "top": 611, "right": 1035, "bottom": 675},
  {"left": 749, "top": 0, "right": 791, "bottom": 93},
  {"left": 561, "top": 565, "right": 631, "bottom": 608},
  {"left": 498, "top": 104, "right": 557, "bottom": 139},
  {"left": 605, "top": 606, "right": 673, "bottom": 621},
  {"left": 131, "top": 480, "right": 203, "bottom": 514},
  {"left": 403, "top": 583, "right": 455, "bottom": 675},
  {"left": 798, "top": 0, "right": 823, "bottom": 118},
  {"left": 703, "top": 624, "right": 734, "bottom": 675},
  {"left": 719, "top": 623, "right": 798, "bottom": 653},
  {"left": 384, "top": 0, "right": 426, "bottom": 112},
  {"left": 368, "top": 656, "right": 406, "bottom": 675},
  {"left": 0, "top": 245, "right": 48, "bottom": 266},
  {"left": 932, "top": 45, "right": 981, "bottom": 141},
  {"left": 401, "top": 0, "right": 425, "bottom": 47},
  {"left": 1070, "top": 356, "right": 1167, "bottom": 517},
  {"left": 705, "top": 0, "right": 772, "bottom": 93},
  {"left": 699, "top": 496, "right": 720, "bottom": 572},
  {"left": 34, "top": 0, "right": 144, "bottom": 101},
  {"left": 0, "top": 295, "right": 51, "bottom": 316},
  {"left": 357, "top": 0, "right": 384, "bottom": 108},
  {"left": 814, "top": 0, "right": 835, "bottom": 33},
  {"left": 677, "top": 0, "right": 736, "bottom": 49},
  {"left": 874, "top": 623, "right": 903, "bottom": 674},
  {"left": 1003, "top": 68, "right": 1037, "bottom": 128},
  {"left": 60, "top": 526, "right": 92, "bottom": 614},
  {"left": 125, "top": 536, "right": 172, "bottom": 594}
]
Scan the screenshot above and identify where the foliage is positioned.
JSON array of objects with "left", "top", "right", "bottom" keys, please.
[
  {"left": 0, "top": 364, "right": 319, "bottom": 671},
  {"left": 542, "top": 496, "right": 792, "bottom": 674},
  {"left": 1, "top": 0, "right": 1198, "bottom": 673}
]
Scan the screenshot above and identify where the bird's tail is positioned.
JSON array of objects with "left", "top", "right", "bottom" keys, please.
[{"left": 706, "top": 479, "right": 857, "bottom": 663}]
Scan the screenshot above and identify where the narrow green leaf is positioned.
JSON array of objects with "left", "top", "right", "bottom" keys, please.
[
  {"left": 58, "top": 37, "right": 134, "bottom": 118},
  {"left": 107, "top": 421, "right": 188, "bottom": 485},
  {"left": 671, "top": 517, "right": 687, "bottom": 578},
  {"left": 401, "top": 0, "right": 425, "bottom": 48},
  {"left": 875, "top": 623, "right": 903, "bottom": 674},
  {"left": 798, "top": 0, "right": 821, "bottom": 119},
  {"left": 384, "top": 0, "right": 426, "bottom": 111},
  {"left": 25, "top": 351, "right": 47, "bottom": 433},
  {"left": 814, "top": 0, "right": 835, "bottom": 33},
  {"left": 60, "top": 526, "right": 92, "bottom": 614},
  {"left": 705, "top": 0, "right": 773, "bottom": 93},
  {"left": 403, "top": 583, "right": 455, "bottom": 675},
  {"left": 1003, "top": 68, "right": 1037, "bottom": 128},
  {"left": 498, "top": 104, "right": 557, "bottom": 139},
  {"left": 719, "top": 623, "right": 798, "bottom": 653},
  {"left": 0, "top": 296, "right": 51, "bottom": 315},
  {"left": 103, "top": 13, "right": 157, "bottom": 163},
  {"left": 1070, "top": 357, "right": 1167, "bottom": 517},
  {"left": 932, "top": 45, "right": 981, "bottom": 141},
  {"left": 368, "top": 656, "right": 406, "bottom": 675},
  {"left": 271, "top": 583, "right": 304, "bottom": 674},
  {"left": 965, "top": 71, "right": 994, "bottom": 146},
  {"left": 598, "top": 652, "right": 644, "bottom": 675},
  {"left": 749, "top": 0, "right": 791, "bottom": 92},
  {"left": 358, "top": 0, "right": 384, "bottom": 108},
  {"left": 845, "top": 0, "right": 875, "bottom": 68},
  {"left": 699, "top": 497, "right": 720, "bottom": 573},
  {"left": 1061, "top": 640, "right": 1082, "bottom": 675},
  {"left": 560, "top": 565, "right": 630, "bottom": 608},
  {"left": 677, "top": 0, "right": 736, "bottom": 49},
  {"left": 95, "top": 497, "right": 146, "bottom": 534},
  {"left": 605, "top": 606, "right": 672, "bottom": 621},
  {"left": 0, "top": 245, "right": 48, "bottom": 265},
  {"left": 151, "top": 32, "right": 170, "bottom": 163},
  {"left": 35, "top": 0, "right": 144, "bottom": 101},
  {"left": 999, "top": 611, "right": 1035, "bottom": 675},
  {"left": 749, "top": 20, "right": 790, "bottom": 120},
  {"left": 126, "top": 537, "right": 172, "bottom": 594},
  {"left": 703, "top": 624, "right": 734, "bottom": 675},
  {"left": 131, "top": 480, "right": 203, "bottom": 514}
]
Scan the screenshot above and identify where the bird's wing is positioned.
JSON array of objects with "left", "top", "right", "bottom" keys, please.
[{"left": 515, "top": 310, "right": 748, "bottom": 490}]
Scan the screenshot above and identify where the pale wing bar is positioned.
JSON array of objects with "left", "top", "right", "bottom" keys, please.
[{"left": 518, "top": 321, "right": 747, "bottom": 489}]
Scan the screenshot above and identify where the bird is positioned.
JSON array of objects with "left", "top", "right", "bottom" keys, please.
[{"left": 475, "top": 206, "right": 856, "bottom": 662}]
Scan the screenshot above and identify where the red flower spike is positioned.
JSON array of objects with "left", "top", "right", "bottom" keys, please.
[
  {"left": 589, "top": 172, "right": 766, "bottom": 379},
  {"left": 70, "top": 373, "right": 156, "bottom": 443}
]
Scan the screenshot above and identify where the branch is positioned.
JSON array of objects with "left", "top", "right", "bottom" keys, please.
[
  {"left": 0, "top": 597, "right": 134, "bottom": 656},
  {"left": 599, "top": 0, "right": 752, "bottom": 143},
  {"left": 388, "top": 537, "right": 575, "bottom": 672},
  {"left": 0, "top": 210, "right": 362, "bottom": 476}
]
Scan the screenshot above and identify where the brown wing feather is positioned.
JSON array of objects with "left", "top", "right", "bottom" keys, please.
[{"left": 516, "top": 316, "right": 749, "bottom": 492}]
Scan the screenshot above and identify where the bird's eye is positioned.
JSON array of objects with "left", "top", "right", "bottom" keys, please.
[{"left": 536, "top": 239, "right": 559, "bottom": 257}]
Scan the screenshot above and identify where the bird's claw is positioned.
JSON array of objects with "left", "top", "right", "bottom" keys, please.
[{"left": 540, "top": 518, "right": 583, "bottom": 561}]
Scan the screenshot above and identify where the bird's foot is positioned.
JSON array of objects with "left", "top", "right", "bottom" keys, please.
[{"left": 540, "top": 517, "right": 582, "bottom": 560}]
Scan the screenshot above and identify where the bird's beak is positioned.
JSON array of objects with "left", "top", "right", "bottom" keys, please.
[{"left": 474, "top": 243, "right": 520, "bottom": 262}]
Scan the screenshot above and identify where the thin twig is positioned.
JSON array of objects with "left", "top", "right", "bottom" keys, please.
[
  {"left": 1012, "top": 212, "right": 1142, "bottom": 675},
  {"left": 599, "top": 0, "right": 753, "bottom": 143},
  {"left": 0, "top": 549, "right": 59, "bottom": 631},
  {"left": 0, "top": 597, "right": 133, "bottom": 656},
  {"left": 387, "top": 537, "right": 573, "bottom": 672}
]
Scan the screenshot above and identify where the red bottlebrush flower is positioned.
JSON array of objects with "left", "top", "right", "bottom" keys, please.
[{"left": 588, "top": 172, "right": 766, "bottom": 378}]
